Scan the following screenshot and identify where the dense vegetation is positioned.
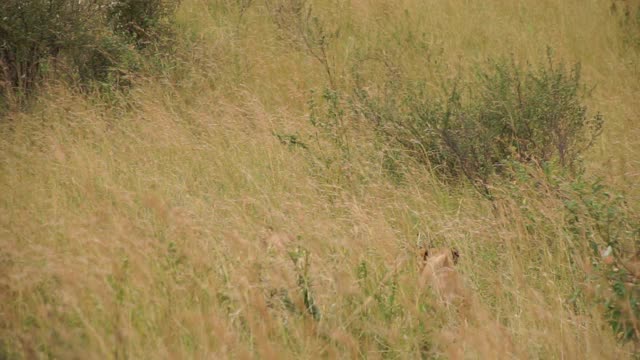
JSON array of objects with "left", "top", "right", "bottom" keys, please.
[{"left": 1, "top": 0, "right": 639, "bottom": 358}]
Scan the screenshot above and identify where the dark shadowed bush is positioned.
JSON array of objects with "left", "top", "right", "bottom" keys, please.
[
  {"left": 0, "top": 1, "right": 103, "bottom": 98},
  {"left": 107, "top": 0, "right": 180, "bottom": 50},
  {"left": 0, "top": 0, "right": 179, "bottom": 111}
]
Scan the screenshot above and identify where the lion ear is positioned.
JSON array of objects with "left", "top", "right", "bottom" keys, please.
[
  {"left": 422, "top": 248, "right": 429, "bottom": 261},
  {"left": 452, "top": 249, "right": 460, "bottom": 264}
]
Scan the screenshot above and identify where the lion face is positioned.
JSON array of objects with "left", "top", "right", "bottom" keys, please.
[
  {"left": 418, "top": 247, "right": 463, "bottom": 303},
  {"left": 420, "top": 247, "right": 460, "bottom": 268}
]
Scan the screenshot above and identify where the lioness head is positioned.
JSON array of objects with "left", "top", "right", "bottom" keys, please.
[
  {"left": 418, "top": 247, "right": 463, "bottom": 302},
  {"left": 420, "top": 247, "right": 460, "bottom": 268}
]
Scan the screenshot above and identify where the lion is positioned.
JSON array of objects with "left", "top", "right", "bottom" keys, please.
[
  {"left": 417, "top": 247, "right": 516, "bottom": 359},
  {"left": 418, "top": 247, "right": 465, "bottom": 304}
]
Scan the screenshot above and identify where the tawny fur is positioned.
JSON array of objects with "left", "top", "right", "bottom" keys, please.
[
  {"left": 418, "top": 247, "right": 516, "bottom": 359},
  {"left": 418, "top": 248, "right": 466, "bottom": 304}
]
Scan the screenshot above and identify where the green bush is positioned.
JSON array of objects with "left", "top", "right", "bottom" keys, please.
[
  {"left": 69, "top": 31, "right": 142, "bottom": 89},
  {"left": 0, "top": 0, "right": 179, "bottom": 110},
  {"left": 495, "top": 160, "right": 639, "bottom": 347},
  {"left": 0, "top": 0, "right": 103, "bottom": 98},
  {"left": 563, "top": 175, "right": 640, "bottom": 344},
  {"left": 354, "top": 52, "right": 603, "bottom": 195},
  {"left": 501, "top": 160, "right": 640, "bottom": 346},
  {"left": 107, "top": 0, "right": 181, "bottom": 50}
]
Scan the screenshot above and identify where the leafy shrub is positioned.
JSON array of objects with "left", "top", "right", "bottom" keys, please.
[
  {"left": 0, "top": 0, "right": 180, "bottom": 110},
  {"left": 354, "top": 52, "right": 603, "bottom": 195},
  {"left": 563, "top": 175, "right": 640, "bottom": 344},
  {"left": 68, "top": 31, "right": 141, "bottom": 88},
  {"left": 107, "top": 0, "right": 181, "bottom": 50},
  {"left": 496, "top": 160, "right": 639, "bottom": 346},
  {"left": 501, "top": 160, "right": 640, "bottom": 346},
  {"left": 0, "top": 0, "right": 103, "bottom": 98}
]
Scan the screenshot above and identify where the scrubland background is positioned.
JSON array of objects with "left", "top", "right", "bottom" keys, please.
[{"left": 1, "top": 0, "right": 639, "bottom": 358}]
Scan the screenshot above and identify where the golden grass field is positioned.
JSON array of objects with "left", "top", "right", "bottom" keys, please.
[{"left": 1, "top": 0, "right": 639, "bottom": 358}]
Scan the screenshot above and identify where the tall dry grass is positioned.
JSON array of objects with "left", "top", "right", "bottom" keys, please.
[{"left": 1, "top": 0, "right": 639, "bottom": 358}]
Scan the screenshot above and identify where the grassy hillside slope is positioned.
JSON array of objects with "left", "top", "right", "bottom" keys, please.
[{"left": 1, "top": 0, "right": 639, "bottom": 358}]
